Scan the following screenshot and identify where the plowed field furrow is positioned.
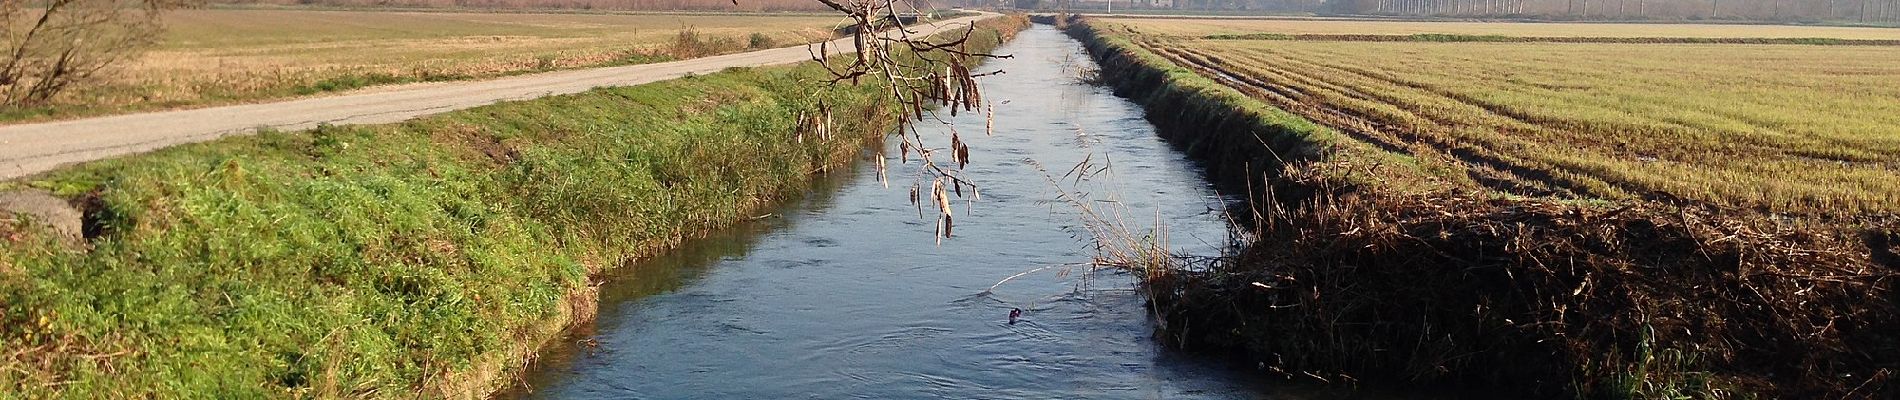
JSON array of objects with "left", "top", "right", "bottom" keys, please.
[{"left": 1105, "top": 19, "right": 1900, "bottom": 213}]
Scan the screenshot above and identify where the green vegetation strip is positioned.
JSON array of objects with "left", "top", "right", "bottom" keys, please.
[
  {"left": 1203, "top": 32, "right": 1900, "bottom": 44},
  {"left": 0, "top": 67, "right": 886, "bottom": 398},
  {"left": 0, "top": 17, "right": 1024, "bottom": 397}
]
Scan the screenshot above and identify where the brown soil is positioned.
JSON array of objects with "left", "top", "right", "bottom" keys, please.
[{"left": 0, "top": 189, "right": 82, "bottom": 242}]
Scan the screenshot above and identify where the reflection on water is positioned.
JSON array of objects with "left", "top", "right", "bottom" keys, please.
[{"left": 502, "top": 25, "right": 1333, "bottom": 399}]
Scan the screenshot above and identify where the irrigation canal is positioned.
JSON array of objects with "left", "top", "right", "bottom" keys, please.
[{"left": 501, "top": 25, "right": 1334, "bottom": 399}]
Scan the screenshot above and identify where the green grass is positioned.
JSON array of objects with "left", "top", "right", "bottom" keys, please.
[
  {"left": 0, "top": 15, "right": 1023, "bottom": 397},
  {"left": 1406, "top": 33, "right": 1517, "bottom": 41},
  {"left": 1204, "top": 32, "right": 1297, "bottom": 40},
  {"left": 0, "top": 62, "right": 893, "bottom": 398},
  {"left": 291, "top": 73, "right": 426, "bottom": 95}
]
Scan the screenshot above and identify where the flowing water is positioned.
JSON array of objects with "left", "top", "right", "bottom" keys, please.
[{"left": 502, "top": 25, "right": 1328, "bottom": 399}]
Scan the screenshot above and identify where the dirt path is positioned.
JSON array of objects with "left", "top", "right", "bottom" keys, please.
[{"left": 0, "top": 12, "right": 994, "bottom": 181}]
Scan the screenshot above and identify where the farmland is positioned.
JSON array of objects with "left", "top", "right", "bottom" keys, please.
[
  {"left": 2, "top": 9, "right": 846, "bottom": 122},
  {"left": 0, "top": 13, "right": 1029, "bottom": 398},
  {"left": 1095, "top": 17, "right": 1900, "bottom": 214},
  {"left": 1111, "top": 17, "right": 1900, "bottom": 40},
  {"left": 1064, "top": 15, "right": 1900, "bottom": 399}
]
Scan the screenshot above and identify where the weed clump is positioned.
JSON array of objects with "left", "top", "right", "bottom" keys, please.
[
  {"left": 669, "top": 27, "right": 742, "bottom": 59},
  {"left": 748, "top": 32, "right": 777, "bottom": 49},
  {"left": 292, "top": 72, "right": 407, "bottom": 95}
]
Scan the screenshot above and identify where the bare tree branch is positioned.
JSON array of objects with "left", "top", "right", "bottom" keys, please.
[
  {"left": 1, "top": 0, "right": 201, "bottom": 107},
  {"left": 800, "top": 2, "right": 1014, "bottom": 241}
]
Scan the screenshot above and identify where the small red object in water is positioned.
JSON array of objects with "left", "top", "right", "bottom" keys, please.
[{"left": 1008, "top": 308, "right": 1023, "bottom": 325}]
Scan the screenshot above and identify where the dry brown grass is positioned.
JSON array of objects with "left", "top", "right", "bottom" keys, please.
[{"left": 3, "top": 9, "right": 846, "bottom": 122}]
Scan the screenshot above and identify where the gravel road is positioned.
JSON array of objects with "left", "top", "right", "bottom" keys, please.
[{"left": 0, "top": 12, "right": 994, "bottom": 180}]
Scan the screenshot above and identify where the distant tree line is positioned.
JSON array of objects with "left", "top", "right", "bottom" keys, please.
[
  {"left": 992, "top": 0, "right": 1319, "bottom": 11},
  {"left": 212, "top": 0, "right": 935, "bottom": 12},
  {"left": 1330, "top": 0, "right": 1900, "bottom": 22}
]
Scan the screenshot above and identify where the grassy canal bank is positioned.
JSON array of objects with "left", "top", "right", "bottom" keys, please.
[
  {"left": 0, "top": 16, "right": 1026, "bottom": 398},
  {"left": 1063, "top": 16, "right": 1900, "bottom": 399}
]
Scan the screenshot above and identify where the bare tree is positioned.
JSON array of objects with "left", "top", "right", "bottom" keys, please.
[
  {"left": 802, "top": 0, "right": 1010, "bottom": 240},
  {"left": 1, "top": 0, "right": 197, "bottom": 107}
]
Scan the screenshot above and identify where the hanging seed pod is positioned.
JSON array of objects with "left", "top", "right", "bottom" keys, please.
[
  {"left": 949, "top": 132, "right": 960, "bottom": 164},
  {"left": 971, "top": 85, "right": 982, "bottom": 112},
  {"left": 964, "top": 67, "right": 982, "bottom": 111},
  {"left": 942, "top": 214, "right": 953, "bottom": 238},
  {"left": 936, "top": 70, "right": 950, "bottom": 101},
  {"left": 899, "top": 140, "right": 910, "bottom": 163},
  {"left": 957, "top": 143, "right": 970, "bottom": 170},
  {"left": 985, "top": 103, "right": 994, "bottom": 137},
  {"left": 934, "top": 179, "right": 952, "bottom": 217},
  {"left": 968, "top": 78, "right": 981, "bottom": 111},
  {"left": 949, "top": 83, "right": 961, "bottom": 117},
  {"left": 911, "top": 94, "right": 925, "bottom": 120},
  {"left": 912, "top": 183, "right": 925, "bottom": 218},
  {"left": 953, "top": 62, "right": 975, "bottom": 111}
]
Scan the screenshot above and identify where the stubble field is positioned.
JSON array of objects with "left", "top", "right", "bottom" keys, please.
[
  {"left": 1110, "top": 17, "right": 1900, "bottom": 39},
  {"left": 1099, "top": 17, "right": 1900, "bottom": 214}
]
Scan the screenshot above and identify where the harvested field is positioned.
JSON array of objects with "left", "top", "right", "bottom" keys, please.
[
  {"left": 1104, "top": 17, "right": 1900, "bottom": 40},
  {"left": 1097, "top": 18, "right": 1900, "bottom": 214},
  {"left": 1067, "top": 16, "right": 1900, "bottom": 399},
  {"left": 2, "top": 9, "right": 845, "bottom": 122}
]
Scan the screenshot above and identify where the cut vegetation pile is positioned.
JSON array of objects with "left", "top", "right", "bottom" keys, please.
[
  {"left": 0, "top": 15, "right": 1026, "bottom": 398},
  {"left": 1065, "top": 16, "right": 1900, "bottom": 399},
  {"left": 1156, "top": 193, "right": 1899, "bottom": 398}
]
